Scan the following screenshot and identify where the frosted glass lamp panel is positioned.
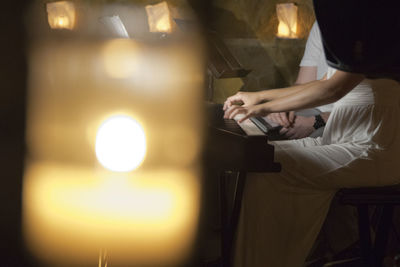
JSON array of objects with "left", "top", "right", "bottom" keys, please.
[
  {"left": 146, "top": 2, "right": 173, "bottom": 33},
  {"left": 276, "top": 3, "right": 298, "bottom": 38},
  {"left": 46, "top": 1, "right": 76, "bottom": 30}
]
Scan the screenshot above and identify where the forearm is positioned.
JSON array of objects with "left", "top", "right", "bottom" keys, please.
[
  {"left": 259, "top": 71, "right": 364, "bottom": 113},
  {"left": 257, "top": 81, "right": 320, "bottom": 102}
]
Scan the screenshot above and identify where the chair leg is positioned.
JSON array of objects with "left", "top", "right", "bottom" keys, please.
[
  {"left": 220, "top": 171, "right": 229, "bottom": 267},
  {"left": 357, "top": 204, "right": 394, "bottom": 267},
  {"left": 372, "top": 205, "right": 394, "bottom": 267},
  {"left": 220, "top": 171, "right": 247, "bottom": 267},
  {"left": 228, "top": 172, "right": 246, "bottom": 255},
  {"left": 357, "top": 205, "right": 373, "bottom": 267}
]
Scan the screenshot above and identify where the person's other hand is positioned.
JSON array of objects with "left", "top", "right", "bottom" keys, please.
[
  {"left": 280, "top": 115, "right": 315, "bottom": 139},
  {"left": 224, "top": 104, "right": 268, "bottom": 122},
  {"left": 223, "top": 91, "right": 261, "bottom": 111},
  {"left": 266, "top": 111, "right": 295, "bottom": 128}
]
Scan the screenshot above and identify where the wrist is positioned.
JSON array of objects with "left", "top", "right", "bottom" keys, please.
[
  {"left": 304, "top": 116, "right": 316, "bottom": 127},
  {"left": 259, "top": 102, "right": 272, "bottom": 115},
  {"left": 320, "top": 112, "right": 330, "bottom": 122},
  {"left": 258, "top": 90, "right": 271, "bottom": 102},
  {"left": 254, "top": 92, "right": 263, "bottom": 104}
]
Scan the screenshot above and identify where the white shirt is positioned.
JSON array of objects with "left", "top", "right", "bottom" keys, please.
[{"left": 300, "top": 22, "right": 333, "bottom": 113}]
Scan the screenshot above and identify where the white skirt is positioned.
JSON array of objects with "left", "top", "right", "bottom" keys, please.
[{"left": 234, "top": 79, "right": 400, "bottom": 267}]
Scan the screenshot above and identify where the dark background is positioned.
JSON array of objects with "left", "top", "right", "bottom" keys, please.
[{"left": 0, "top": 0, "right": 28, "bottom": 265}]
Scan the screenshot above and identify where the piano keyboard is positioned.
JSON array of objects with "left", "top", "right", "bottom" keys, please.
[
  {"left": 206, "top": 102, "right": 283, "bottom": 140},
  {"left": 233, "top": 114, "right": 265, "bottom": 136}
]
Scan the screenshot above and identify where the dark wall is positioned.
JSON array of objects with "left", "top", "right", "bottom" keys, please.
[
  {"left": 0, "top": 0, "right": 28, "bottom": 265},
  {"left": 208, "top": 0, "right": 315, "bottom": 103}
]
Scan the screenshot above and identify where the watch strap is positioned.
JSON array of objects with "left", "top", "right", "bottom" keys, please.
[{"left": 313, "top": 115, "right": 326, "bottom": 130}]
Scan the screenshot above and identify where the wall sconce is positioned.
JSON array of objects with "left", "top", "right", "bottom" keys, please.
[
  {"left": 145, "top": 1, "right": 173, "bottom": 33},
  {"left": 276, "top": 3, "right": 298, "bottom": 39},
  {"left": 46, "top": 1, "right": 76, "bottom": 30}
]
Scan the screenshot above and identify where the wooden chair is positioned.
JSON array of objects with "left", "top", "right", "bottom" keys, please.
[{"left": 323, "top": 185, "right": 400, "bottom": 267}]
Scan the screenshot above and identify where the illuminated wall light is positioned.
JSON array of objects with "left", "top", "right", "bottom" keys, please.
[
  {"left": 46, "top": 1, "right": 76, "bottom": 30},
  {"left": 276, "top": 3, "right": 298, "bottom": 39},
  {"left": 95, "top": 115, "right": 146, "bottom": 172},
  {"left": 145, "top": 1, "right": 173, "bottom": 33}
]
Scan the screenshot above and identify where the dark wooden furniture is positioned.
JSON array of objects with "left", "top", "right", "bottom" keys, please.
[
  {"left": 323, "top": 185, "right": 400, "bottom": 267},
  {"left": 205, "top": 103, "right": 281, "bottom": 267}
]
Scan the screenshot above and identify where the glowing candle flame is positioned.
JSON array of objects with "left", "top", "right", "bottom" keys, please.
[{"left": 95, "top": 115, "right": 146, "bottom": 172}]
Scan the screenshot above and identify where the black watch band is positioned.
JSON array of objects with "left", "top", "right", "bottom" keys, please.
[{"left": 313, "top": 115, "right": 326, "bottom": 130}]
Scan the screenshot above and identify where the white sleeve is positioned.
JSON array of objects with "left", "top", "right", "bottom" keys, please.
[
  {"left": 300, "top": 22, "right": 332, "bottom": 112},
  {"left": 316, "top": 104, "right": 334, "bottom": 113},
  {"left": 300, "top": 22, "right": 329, "bottom": 80},
  {"left": 300, "top": 22, "right": 323, "bottom": 67}
]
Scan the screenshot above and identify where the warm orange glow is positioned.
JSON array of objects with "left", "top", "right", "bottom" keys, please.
[
  {"left": 277, "top": 20, "right": 297, "bottom": 38},
  {"left": 98, "top": 249, "right": 108, "bottom": 267},
  {"left": 155, "top": 18, "right": 172, "bottom": 33},
  {"left": 46, "top": 1, "right": 76, "bottom": 30},
  {"left": 23, "top": 162, "right": 200, "bottom": 265},
  {"left": 276, "top": 3, "right": 298, "bottom": 39},
  {"left": 55, "top": 16, "right": 69, "bottom": 27},
  {"left": 146, "top": 2, "right": 173, "bottom": 33}
]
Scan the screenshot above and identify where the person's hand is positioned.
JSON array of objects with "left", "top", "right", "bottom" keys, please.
[
  {"left": 223, "top": 91, "right": 261, "bottom": 111},
  {"left": 279, "top": 115, "right": 315, "bottom": 139},
  {"left": 224, "top": 104, "right": 268, "bottom": 122},
  {"left": 266, "top": 111, "right": 295, "bottom": 128}
]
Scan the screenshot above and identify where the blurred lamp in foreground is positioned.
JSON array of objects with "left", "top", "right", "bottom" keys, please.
[
  {"left": 146, "top": 1, "right": 173, "bottom": 33},
  {"left": 95, "top": 115, "right": 146, "bottom": 172},
  {"left": 23, "top": 2, "right": 204, "bottom": 266},
  {"left": 46, "top": 1, "right": 76, "bottom": 30},
  {"left": 276, "top": 3, "right": 298, "bottom": 39}
]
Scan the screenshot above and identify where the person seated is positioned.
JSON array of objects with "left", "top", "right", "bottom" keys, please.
[
  {"left": 267, "top": 22, "right": 331, "bottom": 140},
  {"left": 223, "top": 39, "right": 400, "bottom": 267}
]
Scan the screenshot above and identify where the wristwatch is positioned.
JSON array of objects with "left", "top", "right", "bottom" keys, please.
[{"left": 313, "top": 115, "right": 326, "bottom": 130}]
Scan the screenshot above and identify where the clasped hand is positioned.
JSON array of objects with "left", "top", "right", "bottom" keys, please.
[{"left": 223, "top": 91, "right": 268, "bottom": 122}]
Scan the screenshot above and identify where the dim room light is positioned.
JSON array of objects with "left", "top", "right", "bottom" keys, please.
[
  {"left": 276, "top": 3, "right": 298, "bottom": 39},
  {"left": 145, "top": 1, "right": 173, "bottom": 33},
  {"left": 95, "top": 115, "right": 146, "bottom": 172},
  {"left": 46, "top": 1, "right": 76, "bottom": 30}
]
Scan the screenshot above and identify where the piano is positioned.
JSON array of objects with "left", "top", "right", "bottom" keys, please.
[
  {"left": 205, "top": 102, "right": 281, "bottom": 172},
  {"left": 203, "top": 102, "right": 281, "bottom": 267}
]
